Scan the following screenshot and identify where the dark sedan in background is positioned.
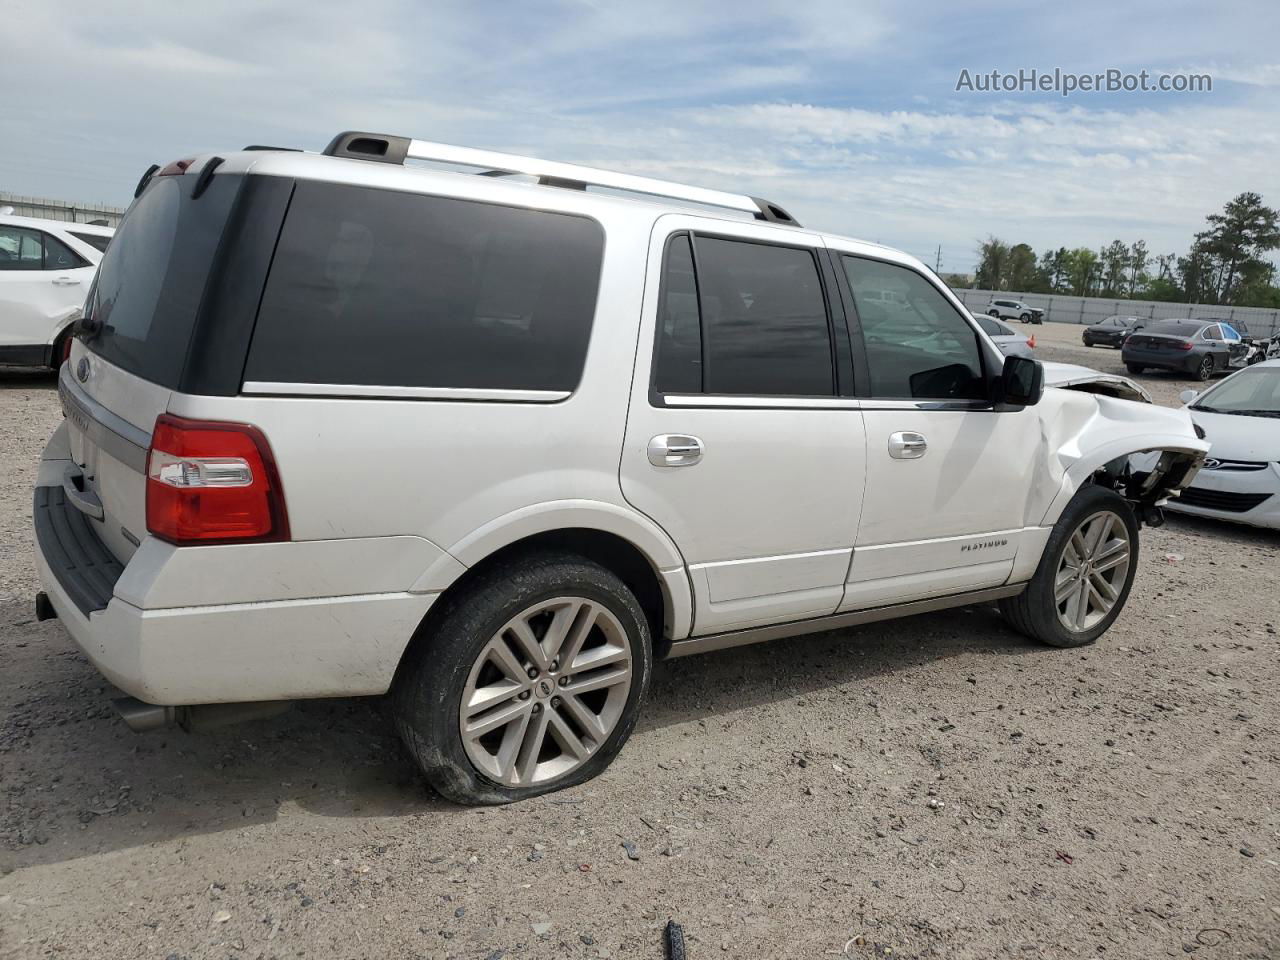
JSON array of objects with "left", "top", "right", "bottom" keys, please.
[
  {"left": 1083, "top": 315, "right": 1145, "bottom": 347},
  {"left": 1122, "top": 320, "right": 1249, "bottom": 380}
]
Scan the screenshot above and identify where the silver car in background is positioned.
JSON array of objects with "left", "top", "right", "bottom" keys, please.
[{"left": 973, "top": 311, "right": 1035, "bottom": 358}]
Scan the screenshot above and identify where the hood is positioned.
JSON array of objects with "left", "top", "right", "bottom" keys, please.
[
  {"left": 1041, "top": 362, "right": 1152, "bottom": 404},
  {"left": 1188, "top": 409, "right": 1280, "bottom": 462}
]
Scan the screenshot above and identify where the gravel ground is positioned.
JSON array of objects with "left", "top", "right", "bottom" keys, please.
[{"left": 2, "top": 330, "right": 1278, "bottom": 960}]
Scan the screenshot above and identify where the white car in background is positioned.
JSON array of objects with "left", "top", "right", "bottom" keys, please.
[
  {"left": 1169, "top": 360, "right": 1280, "bottom": 529},
  {"left": 973, "top": 311, "right": 1036, "bottom": 359},
  {"left": 0, "top": 214, "right": 113, "bottom": 368}
]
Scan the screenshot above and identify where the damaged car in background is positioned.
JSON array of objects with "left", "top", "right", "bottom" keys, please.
[{"left": 33, "top": 134, "right": 1208, "bottom": 803}]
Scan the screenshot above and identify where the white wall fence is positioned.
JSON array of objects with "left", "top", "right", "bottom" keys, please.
[
  {"left": 0, "top": 192, "right": 126, "bottom": 227},
  {"left": 954, "top": 288, "right": 1280, "bottom": 338}
]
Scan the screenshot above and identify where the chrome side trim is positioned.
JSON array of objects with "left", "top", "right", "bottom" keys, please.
[
  {"left": 58, "top": 365, "right": 150, "bottom": 472},
  {"left": 859, "top": 398, "right": 993, "bottom": 412},
  {"left": 667, "top": 584, "right": 1027, "bottom": 658},
  {"left": 241, "top": 381, "right": 571, "bottom": 403},
  {"left": 662, "top": 394, "right": 862, "bottom": 409}
]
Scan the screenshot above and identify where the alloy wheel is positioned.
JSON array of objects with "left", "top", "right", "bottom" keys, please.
[
  {"left": 459, "top": 596, "right": 633, "bottom": 787},
  {"left": 1053, "top": 510, "right": 1131, "bottom": 633},
  {"left": 1197, "top": 357, "right": 1213, "bottom": 380}
]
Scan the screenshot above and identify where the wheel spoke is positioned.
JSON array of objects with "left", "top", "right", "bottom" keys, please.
[
  {"left": 515, "top": 707, "right": 552, "bottom": 784},
  {"left": 464, "top": 678, "right": 524, "bottom": 718},
  {"left": 548, "top": 710, "right": 592, "bottom": 762},
  {"left": 570, "top": 642, "right": 629, "bottom": 673},
  {"left": 562, "top": 665, "right": 630, "bottom": 697},
  {"left": 507, "top": 619, "right": 548, "bottom": 671},
  {"left": 1085, "top": 514, "right": 1112, "bottom": 557},
  {"left": 558, "top": 691, "right": 607, "bottom": 741},
  {"left": 1071, "top": 579, "right": 1091, "bottom": 629},
  {"left": 492, "top": 704, "right": 533, "bottom": 779},
  {"left": 1090, "top": 570, "right": 1118, "bottom": 604},
  {"left": 463, "top": 696, "right": 531, "bottom": 739},
  {"left": 486, "top": 636, "right": 531, "bottom": 684},
  {"left": 1055, "top": 573, "right": 1079, "bottom": 605},
  {"left": 1091, "top": 548, "right": 1129, "bottom": 576}
]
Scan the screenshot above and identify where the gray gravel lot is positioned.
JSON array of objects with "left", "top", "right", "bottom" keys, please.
[{"left": 1, "top": 328, "right": 1278, "bottom": 959}]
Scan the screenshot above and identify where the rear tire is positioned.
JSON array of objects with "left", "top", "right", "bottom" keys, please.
[
  {"left": 1125, "top": 363, "right": 1144, "bottom": 374},
  {"left": 988, "top": 310, "right": 1000, "bottom": 318},
  {"left": 393, "top": 552, "right": 653, "bottom": 805},
  {"left": 1194, "top": 355, "right": 1214, "bottom": 381},
  {"left": 999, "top": 485, "right": 1139, "bottom": 648}
]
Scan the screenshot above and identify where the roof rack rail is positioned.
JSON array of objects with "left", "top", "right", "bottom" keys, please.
[{"left": 321, "top": 131, "right": 801, "bottom": 226}]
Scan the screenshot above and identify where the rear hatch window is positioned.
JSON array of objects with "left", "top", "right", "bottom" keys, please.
[{"left": 85, "top": 173, "right": 241, "bottom": 388}]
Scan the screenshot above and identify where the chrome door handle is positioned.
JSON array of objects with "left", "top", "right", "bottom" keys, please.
[
  {"left": 888, "top": 431, "right": 927, "bottom": 459},
  {"left": 647, "top": 434, "right": 704, "bottom": 467}
]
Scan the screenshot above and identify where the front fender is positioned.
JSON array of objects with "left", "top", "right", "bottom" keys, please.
[{"left": 1037, "top": 392, "right": 1208, "bottom": 527}]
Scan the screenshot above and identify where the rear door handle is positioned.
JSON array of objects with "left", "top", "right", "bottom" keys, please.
[
  {"left": 647, "top": 434, "right": 704, "bottom": 467},
  {"left": 888, "top": 431, "right": 927, "bottom": 459},
  {"left": 52, "top": 276, "right": 81, "bottom": 286}
]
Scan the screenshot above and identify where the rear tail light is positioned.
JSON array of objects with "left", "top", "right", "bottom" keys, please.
[
  {"left": 61, "top": 336, "right": 74, "bottom": 364},
  {"left": 145, "top": 415, "right": 289, "bottom": 545},
  {"left": 1027, "top": 335, "right": 1036, "bottom": 349},
  {"left": 1176, "top": 341, "right": 1194, "bottom": 351}
]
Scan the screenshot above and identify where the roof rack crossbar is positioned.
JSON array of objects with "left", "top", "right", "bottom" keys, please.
[{"left": 321, "top": 131, "right": 801, "bottom": 226}]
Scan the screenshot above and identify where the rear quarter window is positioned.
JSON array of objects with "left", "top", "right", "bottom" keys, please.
[{"left": 244, "top": 182, "right": 605, "bottom": 393}]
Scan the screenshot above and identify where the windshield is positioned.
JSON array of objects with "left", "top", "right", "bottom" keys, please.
[{"left": 1194, "top": 366, "right": 1280, "bottom": 416}]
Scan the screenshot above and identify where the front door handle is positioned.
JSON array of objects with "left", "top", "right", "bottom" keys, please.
[
  {"left": 888, "top": 431, "right": 927, "bottom": 459},
  {"left": 647, "top": 434, "right": 704, "bottom": 467}
]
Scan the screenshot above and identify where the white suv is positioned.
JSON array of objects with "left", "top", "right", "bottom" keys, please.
[
  {"left": 987, "top": 298, "right": 1045, "bottom": 324},
  {"left": 0, "top": 214, "right": 113, "bottom": 367},
  {"left": 33, "top": 134, "right": 1207, "bottom": 804}
]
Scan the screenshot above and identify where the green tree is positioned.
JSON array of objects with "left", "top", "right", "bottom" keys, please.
[
  {"left": 1063, "top": 248, "right": 1100, "bottom": 296},
  {"left": 1006, "top": 243, "right": 1038, "bottom": 292},
  {"left": 1191, "top": 192, "right": 1280, "bottom": 304},
  {"left": 1099, "top": 240, "right": 1130, "bottom": 297},
  {"left": 974, "top": 237, "right": 1010, "bottom": 289},
  {"left": 1128, "top": 240, "right": 1149, "bottom": 297}
]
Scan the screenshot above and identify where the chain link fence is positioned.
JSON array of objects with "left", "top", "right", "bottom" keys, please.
[{"left": 954, "top": 288, "right": 1280, "bottom": 338}]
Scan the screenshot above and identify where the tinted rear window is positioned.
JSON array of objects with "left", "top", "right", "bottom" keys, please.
[
  {"left": 244, "top": 182, "right": 605, "bottom": 392},
  {"left": 87, "top": 174, "right": 241, "bottom": 387},
  {"left": 69, "top": 230, "right": 112, "bottom": 253},
  {"left": 1146, "top": 321, "right": 1203, "bottom": 337}
]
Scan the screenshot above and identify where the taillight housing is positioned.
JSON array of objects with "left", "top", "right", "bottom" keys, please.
[
  {"left": 1176, "top": 341, "right": 1194, "bottom": 351},
  {"left": 145, "top": 415, "right": 289, "bottom": 545}
]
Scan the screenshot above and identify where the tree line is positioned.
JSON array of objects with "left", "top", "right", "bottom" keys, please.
[{"left": 946, "top": 192, "right": 1280, "bottom": 308}]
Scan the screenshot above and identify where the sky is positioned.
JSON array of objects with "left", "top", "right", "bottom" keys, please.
[{"left": 2, "top": 0, "right": 1278, "bottom": 274}]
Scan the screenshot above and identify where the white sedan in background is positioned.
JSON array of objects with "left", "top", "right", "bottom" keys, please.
[
  {"left": 0, "top": 214, "right": 113, "bottom": 368},
  {"left": 1168, "top": 360, "right": 1280, "bottom": 529}
]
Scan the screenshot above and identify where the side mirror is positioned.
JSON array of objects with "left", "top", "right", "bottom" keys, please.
[
  {"left": 1179, "top": 389, "right": 1199, "bottom": 406},
  {"left": 995, "top": 355, "right": 1043, "bottom": 410}
]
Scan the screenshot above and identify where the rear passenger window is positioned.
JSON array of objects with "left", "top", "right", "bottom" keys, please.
[
  {"left": 42, "top": 234, "right": 88, "bottom": 270},
  {"left": 652, "top": 233, "right": 834, "bottom": 397},
  {"left": 842, "top": 256, "right": 986, "bottom": 400},
  {"left": 245, "top": 182, "right": 605, "bottom": 392},
  {"left": 0, "top": 226, "right": 43, "bottom": 270}
]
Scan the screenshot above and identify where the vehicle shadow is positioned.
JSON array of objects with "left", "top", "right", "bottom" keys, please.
[
  {"left": 0, "top": 366, "right": 58, "bottom": 390},
  {"left": 0, "top": 598, "right": 1036, "bottom": 872}
]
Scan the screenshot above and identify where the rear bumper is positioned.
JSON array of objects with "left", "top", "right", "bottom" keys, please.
[
  {"left": 34, "top": 427, "right": 439, "bottom": 706},
  {"left": 1121, "top": 348, "right": 1197, "bottom": 371}
]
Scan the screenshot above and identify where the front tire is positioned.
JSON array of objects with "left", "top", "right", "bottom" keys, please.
[
  {"left": 393, "top": 552, "right": 653, "bottom": 805},
  {"left": 1020, "top": 313, "right": 1031, "bottom": 323},
  {"left": 999, "top": 485, "right": 1139, "bottom": 648}
]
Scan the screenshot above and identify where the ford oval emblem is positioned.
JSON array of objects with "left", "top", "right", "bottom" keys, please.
[{"left": 75, "top": 357, "right": 90, "bottom": 383}]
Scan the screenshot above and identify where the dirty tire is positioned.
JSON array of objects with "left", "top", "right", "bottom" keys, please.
[
  {"left": 999, "top": 485, "right": 1139, "bottom": 648},
  {"left": 1195, "top": 356, "right": 1214, "bottom": 381},
  {"left": 393, "top": 552, "right": 652, "bottom": 805}
]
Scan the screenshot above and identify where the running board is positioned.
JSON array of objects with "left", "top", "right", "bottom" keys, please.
[{"left": 667, "top": 584, "right": 1027, "bottom": 658}]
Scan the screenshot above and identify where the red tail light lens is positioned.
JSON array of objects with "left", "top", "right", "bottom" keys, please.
[
  {"left": 61, "top": 336, "right": 75, "bottom": 364},
  {"left": 157, "top": 157, "right": 195, "bottom": 177},
  {"left": 146, "top": 415, "right": 289, "bottom": 545},
  {"left": 1176, "top": 341, "right": 1194, "bottom": 351}
]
